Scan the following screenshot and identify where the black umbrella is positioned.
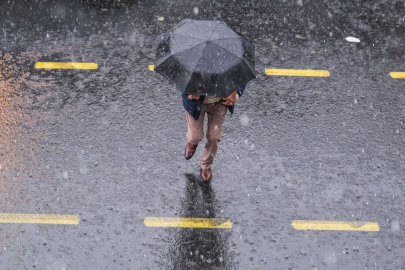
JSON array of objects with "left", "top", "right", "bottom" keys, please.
[{"left": 154, "top": 19, "right": 256, "bottom": 98}]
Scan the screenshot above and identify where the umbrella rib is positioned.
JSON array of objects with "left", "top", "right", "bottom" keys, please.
[
  {"left": 208, "top": 39, "right": 254, "bottom": 71},
  {"left": 171, "top": 42, "right": 207, "bottom": 72},
  {"left": 157, "top": 53, "right": 199, "bottom": 90},
  {"left": 170, "top": 33, "right": 206, "bottom": 57},
  {"left": 182, "top": 41, "right": 220, "bottom": 95},
  {"left": 172, "top": 33, "right": 207, "bottom": 44},
  {"left": 210, "top": 36, "right": 243, "bottom": 41},
  {"left": 208, "top": 21, "right": 221, "bottom": 40},
  {"left": 238, "top": 57, "right": 256, "bottom": 80},
  {"left": 155, "top": 53, "right": 172, "bottom": 66},
  {"left": 154, "top": 55, "right": 177, "bottom": 85},
  {"left": 172, "top": 42, "right": 207, "bottom": 92},
  {"left": 206, "top": 40, "right": 243, "bottom": 61},
  {"left": 157, "top": 42, "right": 205, "bottom": 71}
]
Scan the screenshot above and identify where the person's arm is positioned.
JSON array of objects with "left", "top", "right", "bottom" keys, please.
[
  {"left": 221, "top": 91, "right": 237, "bottom": 106},
  {"left": 236, "top": 84, "right": 246, "bottom": 97},
  {"left": 222, "top": 84, "right": 246, "bottom": 106},
  {"left": 188, "top": 95, "right": 200, "bottom": 100}
]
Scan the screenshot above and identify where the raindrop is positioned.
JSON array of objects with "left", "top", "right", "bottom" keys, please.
[
  {"left": 391, "top": 221, "right": 400, "bottom": 232},
  {"left": 240, "top": 114, "right": 250, "bottom": 126},
  {"left": 345, "top": 37, "right": 360, "bottom": 43}
]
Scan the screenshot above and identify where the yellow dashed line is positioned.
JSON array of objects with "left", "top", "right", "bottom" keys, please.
[
  {"left": 390, "top": 72, "right": 405, "bottom": 79},
  {"left": 149, "top": 65, "right": 155, "bottom": 71},
  {"left": 35, "top": 62, "right": 98, "bottom": 70},
  {"left": 144, "top": 217, "right": 232, "bottom": 229},
  {"left": 0, "top": 213, "right": 79, "bottom": 225},
  {"left": 265, "top": 69, "right": 330, "bottom": 77},
  {"left": 292, "top": 220, "right": 379, "bottom": 231}
]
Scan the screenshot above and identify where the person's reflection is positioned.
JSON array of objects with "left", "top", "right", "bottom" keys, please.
[{"left": 166, "top": 174, "right": 234, "bottom": 270}]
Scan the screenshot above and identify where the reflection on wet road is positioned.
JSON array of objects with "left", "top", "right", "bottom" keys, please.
[
  {"left": 0, "top": 52, "right": 53, "bottom": 211},
  {"left": 144, "top": 217, "right": 232, "bottom": 229},
  {"left": 165, "top": 174, "right": 233, "bottom": 269}
]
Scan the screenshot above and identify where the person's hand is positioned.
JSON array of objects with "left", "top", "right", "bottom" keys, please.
[
  {"left": 188, "top": 95, "right": 200, "bottom": 100},
  {"left": 222, "top": 90, "right": 238, "bottom": 106}
]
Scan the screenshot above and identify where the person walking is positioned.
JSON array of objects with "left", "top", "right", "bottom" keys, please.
[
  {"left": 154, "top": 19, "right": 255, "bottom": 182},
  {"left": 182, "top": 85, "right": 245, "bottom": 182}
]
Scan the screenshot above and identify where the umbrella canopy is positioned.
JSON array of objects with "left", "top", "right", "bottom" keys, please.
[{"left": 154, "top": 19, "right": 256, "bottom": 98}]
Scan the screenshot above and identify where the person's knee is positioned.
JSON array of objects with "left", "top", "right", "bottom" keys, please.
[
  {"left": 191, "top": 134, "right": 204, "bottom": 143},
  {"left": 208, "top": 130, "right": 222, "bottom": 140},
  {"left": 206, "top": 135, "right": 221, "bottom": 142}
]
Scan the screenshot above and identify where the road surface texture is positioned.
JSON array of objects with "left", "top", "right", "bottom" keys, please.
[{"left": 0, "top": 0, "right": 404, "bottom": 269}]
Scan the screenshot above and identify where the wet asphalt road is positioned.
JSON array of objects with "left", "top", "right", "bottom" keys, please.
[{"left": 1, "top": 0, "right": 405, "bottom": 269}]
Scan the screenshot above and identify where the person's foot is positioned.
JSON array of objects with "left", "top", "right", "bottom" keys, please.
[
  {"left": 185, "top": 142, "right": 198, "bottom": 160},
  {"left": 200, "top": 167, "right": 212, "bottom": 182}
]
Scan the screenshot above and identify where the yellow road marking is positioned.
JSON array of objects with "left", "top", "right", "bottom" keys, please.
[
  {"left": 390, "top": 72, "right": 405, "bottom": 79},
  {"left": 148, "top": 65, "right": 155, "bottom": 71},
  {"left": 292, "top": 220, "right": 379, "bottom": 231},
  {"left": 35, "top": 62, "right": 98, "bottom": 70},
  {"left": 265, "top": 69, "right": 330, "bottom": 77},
  {"left": 144, "top": 217, "right": 232, "bottom": 229},
  {"left": 0, "top": 213, "right": 79, "bottom": 225}
]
